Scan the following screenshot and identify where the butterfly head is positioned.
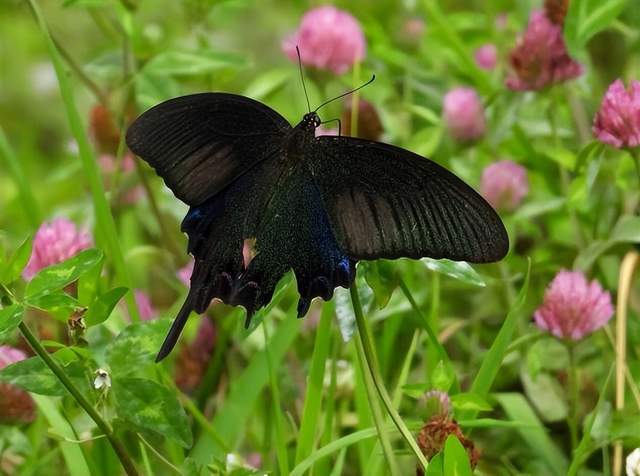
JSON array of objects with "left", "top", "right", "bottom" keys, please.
[{"left": 301, "top": 112, "right": 322, "bottom": 131}]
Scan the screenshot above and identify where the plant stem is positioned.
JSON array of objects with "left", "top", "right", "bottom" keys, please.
[
  {"left": 51, "top": 34, "right": 109, "bottom": 107},
  {"left": 629, "top": 148, "right": 640, "bottom": 189},
  {"left": 398, "top": 277, "right": 459, "bottom": 393},
  {"left": 350, "top": 62, "right": 360, "bottom": 136},
  {"left": 350, "top": 285, "right": 429, "bottom": 472},
  {"left": 134, "top": 157, "right": 184, "bottom": 258},
  {"left": 565, "top": 85, "right": 590, "bottom": 145},
  {"left": 28, "top": 0, "right": 141, "bottom": 322},
  {"left": 18, "top": 321, "right": 139, "bottom": 476},
  {"left": 352, "top": 323, "right": 399, "bottom": 476},
  {"left": 613, "top": 250, "right": 639, "bottom": 476},
  {"left": 566, "top": 342, "right": 579, "bottom": 455}
]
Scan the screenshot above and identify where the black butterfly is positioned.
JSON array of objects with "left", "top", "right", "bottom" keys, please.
[{"left": 126, "top": 88, "right": 508, "bottom": 361}]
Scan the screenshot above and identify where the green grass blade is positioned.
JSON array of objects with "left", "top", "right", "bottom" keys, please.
[
  {"left": 295, "top": 301, "right": 334, "bottom": 464},
  {"left": 291, "top": 422, "right": 422, "bottom": 476},
  {"left": 264, "top": 323, "right": 290, "bottom": 476},
  {"left": 466, "top": 259, "right": 531, "bottom": 417},
  {"left": 27, "top": 0, "right": 140, "bottom": 321},
  {"left": 32, "top": 395, "right": 91, "bottom": 476},
  {"left": 0, "top": 127, "right": 42, "bottom": 230},
  {"left": 190, "top": 309, "right": 299, "bottom": 462}
]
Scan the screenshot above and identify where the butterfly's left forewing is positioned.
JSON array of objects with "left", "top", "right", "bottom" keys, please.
[
  {"left": 309, "top": 136, "right": 509, "bottom": 263},
  {"left": 126, "top": 93, "right": 291, "bottom": 206}
]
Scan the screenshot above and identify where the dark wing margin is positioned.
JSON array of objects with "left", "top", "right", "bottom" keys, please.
[
  {"left": 310, "top": 136, "right": 509, "bottom": 263},
  {"left": 126, "top": 93, "right": 291, "bottom": 206}
]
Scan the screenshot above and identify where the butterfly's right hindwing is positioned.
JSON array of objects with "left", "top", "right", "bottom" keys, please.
[{"left": 126, "top": 93, "right": 291, "bottom": 206}]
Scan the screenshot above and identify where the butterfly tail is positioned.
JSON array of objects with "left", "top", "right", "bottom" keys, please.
[{"left": 155, "top": 295, "right": 194, "bottom": 362}]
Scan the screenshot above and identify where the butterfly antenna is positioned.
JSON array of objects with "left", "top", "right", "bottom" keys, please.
[
  {"left": 296, "top": 46, "right": 312, "bottom": 113},
  {"left": 314, "top": 75, "right": 375, "bottom": 113}
]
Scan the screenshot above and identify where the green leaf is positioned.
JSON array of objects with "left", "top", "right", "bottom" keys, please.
[
  {"left": 521, "top": 371, "right": 568, "bottom": 422},
  {"left": 243, "top": 68, "right": 292, "bottom": 100},
  {"left": 242, "top": 272, "right": 293, "bottom": 335},
  {"left": 362, "top": 261, "right": 398, "bottom": 309},
  {"left": 402, "top": 382, "right": 430, "bottom": 399},
  {"left": 513, "top": 198, "right": 566, "bottom": 222},
  {"left": 422, "top": 0, "right": 491, "bottom": 92},
  {"left": 106, "top": 319, "right": 171, "bottom": 376},
  {"left": 425, "top": 452, "right": 444, "bottom": 476},
  {"left": 25, "top": 291, "right": 80, "bottom": 321},
  {"left": 0, "top": 236, "right": 32, "bottom": 285},
  {"left": 334, "top": 276, "right": 373, "bottom": 343},
  {"left": 143, "top": 49, "right": 247, "bottom": 77},
  {"left": 63, "top": 0, "right": 107, "bottom": 6},
  {"left": 113, "top": 377, "right": 192, "bottom": 447},
  {"left": 574, "top": 141, "right": 605, "bottom": 173},
  {"left": 84, "top": 287, "right": 128, "bottom": 327},
  {"left": 405, "top": 126, "right": 443, "bottom": 158},
  {"left": 443, "top": 435, "right": 472, "bottom": 476},
  {"left": 0, "top": 355, "right": 64, "bottom": 396},
  {"left": 408, "top": 105, "right": 441, "bottom": 125},
  {"left": 496, "top": 393, "right": 568, "bottom": 475},
  {"left": 77, "top": 254, "right": 104, "bottom": 306},
  {"left": 432, "top": 360, "right": 455, "bottom": 392},
  {"left": 25, "top": 249, "right": 103, "bottom": 299},
  {"left": 450, "top": 392, "right": 493, "bottom": 413},
  {"left": 0, "top": 304, "right": 24, "bottom": 342},
  {"left": 574, "top": 215, "right": 640, "bottom": 270},
  {"left": 564, "top": 0, "right": 629, "bottom": 57},
  {"left": 135, "top": 72, "right": 181, "bottom": 112},
  {"left": 422, "top": 258, "right": 485, "bottom": 287}
]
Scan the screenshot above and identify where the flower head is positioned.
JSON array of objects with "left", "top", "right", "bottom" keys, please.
[
  {"left": 400, "top": 18, "right": 425, "bottom": 45},
  {"left": 495, "top": 13, "right": 508, "bottom": 31},
  {"left": 592, "top": 79, "right": 640, "bottom": 148},
  {"left": 480, "top": 160, "right": 529, "bottom": 212},
  {"left": 443, "top": 87, "right": 486, "bottom": 142},
  {"left": 24, "top": 218, "right": 93, "bottom": 280},
  {"left": 342, "top": 99, "right": 383, "bottom": 140},
  {"left": 424, "top": 390, "right": 451, "bottom": 418},
  {"left": 474, "top": 44, "right": 498, "bottom": 70},
  {"left": 0, "top": 346, "right": 36, "bottom": 424},
  {"left": 93, "top": 368, "right": 112, "bottom": 390},
  {"left": 282, "top": 6, "right": 366, "bottom": 75},
  {"left": 417, "top": 415, "right": 480, "bottom": 472},
  {"left": 544, "top": 0, "right": 569, "bottom": 25},
  {"left": 175, "top": 318, "right": 217, "bottom": 392},
  {"left": 135, "top": 290, "right": 156, "bottom": 321},
  {"left": 627, "top": 448, "right": 640, "bottom": 476},
  {"left": 315, "top": 125, "right": 339, "bottom": 137},
  {"left": 534, "top": 270, "right": 614, "bottom": 340},
  {"left": 177, "top": 260, "right": 194, "bottom": 286},
  {"left": 90, "top": 104, "right": 121, "bottom": 155},
  {"left": 506, "top": 10, "right": 582, "bottom": 91}
]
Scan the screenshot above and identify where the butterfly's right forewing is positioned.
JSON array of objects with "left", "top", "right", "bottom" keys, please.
[
  {"left": 126, "top": 93, "right": 291, "bottom": 206},
  {"left": 310, "top": 137, "right": 509, "bottom": 263}
]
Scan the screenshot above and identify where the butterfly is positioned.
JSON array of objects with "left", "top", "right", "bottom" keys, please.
[{"left": 126, "top": 82, "right": 509, "bottom": 362}]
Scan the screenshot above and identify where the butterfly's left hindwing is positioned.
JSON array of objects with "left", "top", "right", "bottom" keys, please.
[
  {"left": 126, "top": 93, "right": 291, "bottom": 206},
  {"left": 309, "top": 137, "right": 509, "bottom": 263}
]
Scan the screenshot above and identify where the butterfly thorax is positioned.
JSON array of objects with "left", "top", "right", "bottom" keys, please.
[{"left": 284, "top": 112, "right": 321, "bottom": 159}]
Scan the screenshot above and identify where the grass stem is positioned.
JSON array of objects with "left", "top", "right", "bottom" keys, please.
[{"left": 350, "top": 284, "right": 429, "bottom": 472}]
